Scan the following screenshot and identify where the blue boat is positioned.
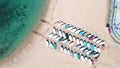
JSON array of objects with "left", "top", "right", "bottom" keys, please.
[
  {"left": 90, "top": 43, "right": 95, "bottom": 51},
  {"left": 78, "top": 31, "right": 85, "bottom": 36},
  {"left": 83, "top": 40, "right": 87, "bottom": 47},
  {"left": 53, "top": 42, "right": 57, "bottom": 49},
  {"left": 77, "top": 53, "right": 81, "bottom": 60},
  {"left": 64, "top": 24, "right": 71, "bottom": 28}
]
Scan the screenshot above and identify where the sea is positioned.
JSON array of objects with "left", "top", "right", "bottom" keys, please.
[{"left": 0, "top": 0, "right": 47, "bottom": 60}]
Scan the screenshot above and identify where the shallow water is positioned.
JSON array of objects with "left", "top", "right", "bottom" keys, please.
[
  {"left": 112, "top": 0, "right": 120, "bottom": 39},
  {"left": 109, "top": 0, "right": 120, "bottom": 42},
  {"left": 0, "top": 0, "right": 47, "bottom": 60}
]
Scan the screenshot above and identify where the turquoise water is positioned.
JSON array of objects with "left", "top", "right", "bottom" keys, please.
[{"left": 0, "top": 0, "right": 47, "bottom": 60}]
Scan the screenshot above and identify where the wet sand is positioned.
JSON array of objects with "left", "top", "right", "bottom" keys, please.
[{"left": 0, "top": 0, "right": 120, "bottom": 68}]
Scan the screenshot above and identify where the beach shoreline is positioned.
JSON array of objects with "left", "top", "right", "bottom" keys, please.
[
  {"left": 1, "top": 0, "right": 120, "bottom": 68},
  {"left": 0, "top": 0, "right": 49, "bottom": 66}
]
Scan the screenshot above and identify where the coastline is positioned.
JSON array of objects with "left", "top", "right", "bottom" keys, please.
[
  {"left": 0, "top": 32, "right": 34, "bottom": 65},
  {"left": 0, "top": 0, "right": 49, "bottom": 66},
  {"left": 0, "top": 0, "right": 120, "bottom": 68}
]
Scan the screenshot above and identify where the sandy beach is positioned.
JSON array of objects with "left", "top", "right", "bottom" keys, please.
[{"left": 0, "top": 0, "right": 120, "bottom": 68}]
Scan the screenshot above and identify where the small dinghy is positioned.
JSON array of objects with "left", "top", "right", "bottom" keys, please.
[
  {"left": 74, "top": 52, "right": 78, "bottom": 59},
  {"left": 69, "top": 42, "right": 74, "bottom": 47},
  {"left": 76, "top": 44, "right": 82, "bottom": 50},
  {"left": 76, "top": 37, "right": 80, "bottom": 44},
  {"left": 83, "top": 40, "right": 87, "bottom": 47},
  {"left": 64, "top": 24, "right": 71, "bottom": 29},
  {"left": 67, "top": 26, "right": 74, "bottom": 31},
  {"left": 69, "top": 34, "right": 73, "bottom": 41},
  {"left": 67, "top": 48, "right": 71, "bottom": 55},
  {"left": 80, "top": 39, "right": 84, "bottom": 46},
  {"left": 86, "top": 34, "right": 92, "bottom": 39},
  {"left": 71, "top": 27, "right": 77, "bottom": 32},
  {"left": 46, "top": 39, "right": 50, "bottom": 47},
  {"left": 60, "top": 45, "right": 64, "bottom": 53},
  {"left": 63, "top": 31, "right": 67, "bottom": 39},
  {"left": 81, "top": 54, "right": 85, "bottom": 62},
  {"left": 88, "top": 58, "right": 94, "bottom": 65},
  {"left": 70, "top": 50, "right": 74, "bottom": 57},
  {"left": 53, "top": 27, "right": 58, "bottom": 34},
  {"left": 90, "top": 43, "right": 95, "bottom": 51},
  {"left": 58, "top": 29, "right": 63, "bottom": 37},
  {"left": 77, "top": 53, "right": 81, "bottom": 60},
  {"left": 75, "top": 28, "right": 81, "bottom": 34},
  {"left": 72, "top": 35, "right": 76, "bottom": 42},
  {"left": 49, "top": 42, "right": 53, "bottom": 48},
  {"left": 57, "top": 21, "right": 66, "bottom": 27},
  {"left": 93, "top": 52, "right": 100, "bottom": 59},
  {"left": 48, "top": 33, "right": 54, "bottom": 38},
  {"left": 78, "top": 30, "right": 85, "bottom": 36},
  {"left": 96, "top": 39, "right": 102, "bottom": 44},
  {"left": 64, "top": 47, "right": 67, "bottom": 54},
  {"left": 93, "top": 37, "right": 99, "bottom": 42}
]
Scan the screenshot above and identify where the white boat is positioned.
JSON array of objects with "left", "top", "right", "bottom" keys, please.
[
  {"left": 79, "top": 47, "right": 86, "bottom": 52},
  {"left": 97, "top": 47, "right": 101, "bottom": 53},
  {"left": 80, "top": 39, "right": 84, "bottom": 46},
  {"left": 48, "top": 33, "right": 54, "bottom": 38},
  {"left": 72, "top": 36, "right": 76, "bottom": 42},
  {"left": 84, "top": 56, "right": 88, "bottom": 62},
  {"left": 64, "top": 47, "right": 67, "bottom": 54},
  {"left": 71, "top": 27, "right": 77, "bottom": 32},
  {"left": 46, "top": 40, "right": 49, "bottom": 47},
  {"left": 49, "top": 42, "right": 53, "bottom": 48},
  {"left": 93, "top": 37, "right": 99, "bottom": 42},
  {"left": 70, "top": 50, "right": 74, "bottom": 57},
  {"left": 74, "top": 52, "right": 78, "bottom": 59},
  {"left": 83, "top": 48, "right": 89, "bottom": 53},
  {"left": 86, "top": 34, "right": 92, "bottom": 38},
  {"left": 63, "top": 39, "right": 68, "bottom": 44},
  {"left": 69, "top": 42, "right": 74, "bottom": 47},
  {"left": 53, "top": 27, "right": 58, "bottom": 34},
  {"left": 86, "top": 50, "right": 92, "bottom": 55},
  {"left": 62, "top": 31, "right": 66, "bottom": 39},
  {"left": 53, "top": 34, "right": 59, "bottom": 39},
  {"left": 75, "top": 29, "right": 81, "bottom": 34},
  {"left": 93, "top": 53, "right": 100, "bottom": 59},
  {"left": 81, "top": 55, "right": 85, "bottom": 62},
  {"left": 96, "top": 39, "right": 102, "bottom": 44},
  {"left": 87, "top": 42, "right": 90, "bottom": 48},
  {"left": 88, "top": 58, "right": 93, "bottom": 65},
  {"left": 57, "top": 22, "right": 63, "bottom": 26},
  {"left": 55, "top": 36, "right": 61, "bottom": 41},
  {"left": 60, "top": 46, "right": 64, "bottom": 53},
  {"left": 76, "top": 38, "right": 80, "bottom": 44},
  {"left": 76, "top": 44, "right": 81, "bottom": 50},
  {"left": 58, "top": 30, "right": 63, "bottom": 37},
  {"left": 94, "top": 46, "right": 98, "bottom": 52},
  {"left": 67, "top": 48, "right": 71, "bottom": 55},
  {"left": 60, "top": 22, "right": 66, "bottom": 27},
  {"left": 99, "top": 40, "right": 105, "bottom": 46},
  {"left": 69, "top": 34, "right": 73, "bottom": 41},
  {"left": 57, "top": 21, "right": 65, "bottom": 27}
]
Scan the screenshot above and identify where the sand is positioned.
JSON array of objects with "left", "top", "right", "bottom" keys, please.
[{"left": 0, "top": 0, "right": 120, "bottom": 68}]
